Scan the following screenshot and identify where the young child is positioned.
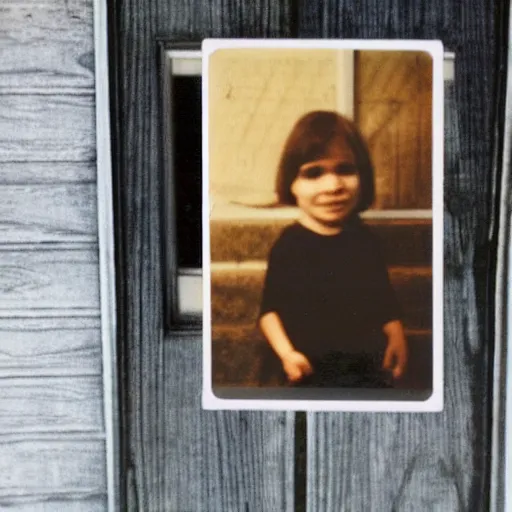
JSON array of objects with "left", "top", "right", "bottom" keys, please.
[{"left": 259, "top": 110, "right": 408, "bottom": 388}]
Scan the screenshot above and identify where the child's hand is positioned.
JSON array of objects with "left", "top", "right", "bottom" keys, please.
[
  {"left": 281, "top": 350, "right": 314, "bottom": 383},
  {"left": 382, "top": 333, "right": 408, "bottom": 379}
]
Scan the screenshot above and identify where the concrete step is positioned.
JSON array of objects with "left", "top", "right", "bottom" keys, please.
[
  {"left": 211, "top": 264, "right": 432, "bottom": 331},
  {"left": 210, "top": 217, "right": 432, "bottom": 266},
  {"left": 211, "top": 324, "right": 432, "bottom": 390}
]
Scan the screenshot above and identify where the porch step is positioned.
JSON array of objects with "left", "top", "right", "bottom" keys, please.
[
  {"left": 211, "top": 265, "right": 432, "bottom": 331},
  {"left": 211, "top": 324, "right": 432, "bottom": 390},
  {"left": 210, "top": 217, "right": 432, "bottom": 267}
]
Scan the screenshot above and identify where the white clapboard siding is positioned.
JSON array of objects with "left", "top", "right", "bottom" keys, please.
[
  {"left": 0, "top": 0, "right": 107, "bottom": 508},
  {"left": 0, "top": 436, "right": 106, "bottom": 502},
  {"left": 0, "top": 1, "right": 94, "bottom": 92},
  {"left": 0, "top": 162, "right": 96, "bottom": 185},
  {"left": 0, "top": 184, "right": 97, "bottom": 243},
  {"left": 0, "top": 317, "right": 101, "bottom": 378},
  {"left": 0, "top": 376, "right": 103, "bottom": 433},
  {"left": 3, "top": 497, "right": 108, "bottom": 512},
  {"left": 0, "top": 247, "right": 99, "bottom": 310},
  {"left": 2, "top": 497, "right": 107, "bottom": 512},
  {"left": 0, "top": 96, "right": 95, "bottom": 162}
]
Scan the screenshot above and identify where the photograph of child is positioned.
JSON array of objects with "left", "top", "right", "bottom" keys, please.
[
  {"left": 203, "top": 40, "right": 443, "bottom": 411},
  {"left": 259, "top": 110, "right": 407, "bottom": 389}
]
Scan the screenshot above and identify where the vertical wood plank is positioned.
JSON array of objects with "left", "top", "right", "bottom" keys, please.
[
  {"left": 164, "top": 339, "right": 295, "bottom": 511},
  {"left": 300, "top": 2, "right": 497, "bottom": 510},
  {"left": 112, "top": 1, "right": 295, "bottom": 510},
  {"left": 355, "top": 51, "right": 433, "bottom": 209}
]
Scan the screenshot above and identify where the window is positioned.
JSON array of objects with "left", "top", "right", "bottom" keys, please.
[{"left": 162, "top": 45, "right": 203, "bottom": 328}]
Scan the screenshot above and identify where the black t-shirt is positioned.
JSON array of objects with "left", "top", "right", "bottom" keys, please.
[{"left": 259, "top": 220, "right": 401, "bottom": 361}]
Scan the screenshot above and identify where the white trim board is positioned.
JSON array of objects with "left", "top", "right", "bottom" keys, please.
[
  {"left": 93, "top": 0, "right": 119, "bottom": 510},
  {"left": 491, "top": 9, "right": 512, "bottom": 511}
]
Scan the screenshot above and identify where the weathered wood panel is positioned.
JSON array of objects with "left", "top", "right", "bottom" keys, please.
[
  {"left": 0, "top": 95, "right": 95, "bottom": 162},
  {"left": 0, "top": 1, "right": 94, "bottom": 91},
  {"left": 0, "top": 162, "right": 95, "bottom": 185},
  {"left": 114, "top": 0, "right": 295, "bottom": 509},
  {"left": 0, "top": 247, "right": 99, "bottom": 310},
  {"left": 300, "top": 2, "right": 497, "bottom": 511},
  {"left": 4, "top": 497, "right": 107, "bottom": 512},
  {"left": 0, "top": 184, "right": 97, "bottom": 243},
  {"left": 0, "top": 376, "right": 103, "bottom": 434},
  {"left": 0, "top": 437, "right": 106, "bottom": 504},
  {"left": 0, "top": 317, "right": 101, "bottom": 378},
  {"left": 163, "top": 340, "right": 295, "bottom": 511}
]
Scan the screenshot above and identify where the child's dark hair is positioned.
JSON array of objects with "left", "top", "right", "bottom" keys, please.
[{"left": 275, "top": 110, "right": 375, "bottom": 211}]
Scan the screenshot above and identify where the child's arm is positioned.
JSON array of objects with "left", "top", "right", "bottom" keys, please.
[
  {"left": 382, "top": 319, "right": 408, "bottom": 379},
  {"left": 259, "top": 312, "right": 313, "bottom": 383}
]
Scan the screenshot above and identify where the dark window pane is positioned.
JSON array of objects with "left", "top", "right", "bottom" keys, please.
[{"left": 172, "top": 75, "right": 202, "bottom": 268}]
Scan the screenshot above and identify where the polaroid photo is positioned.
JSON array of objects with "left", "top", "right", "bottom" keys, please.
[{"left": 202, "top": 39, "right": 444, "bottom": 412}]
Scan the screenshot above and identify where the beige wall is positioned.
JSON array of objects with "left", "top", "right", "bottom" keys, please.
[
  {"left": 208, "top": 48, "right": 433, "bottom": 213},
  {"left": 208, "top": 48, "right": 354, "bottom": 207}
]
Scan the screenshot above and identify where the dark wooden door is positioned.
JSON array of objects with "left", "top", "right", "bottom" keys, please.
[{"left": 110, "top": 1, "right": 506, "bottom": 510}]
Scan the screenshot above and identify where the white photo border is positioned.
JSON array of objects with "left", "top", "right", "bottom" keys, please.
[{"left": 202, "top": 38, "right": 444, "bottom": 412}]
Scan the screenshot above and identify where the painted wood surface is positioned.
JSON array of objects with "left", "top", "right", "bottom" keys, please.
[
  {"left": 0, "top": 0, "right": 105, "bottom": 508},
  {"left": 0, "top": 317, "right": 101, "bottom": 378},
  {"left": 0, "top": 376, "right": 103, "bottom": 433},
  {"left": 0, "top": 184, "right": 97, "bottom": 243},
  {"left": 0, "top": 436, "right": 106, "bottom": 505},
  {"left": 163, "top": 340, "right": 295, "bottom": 512},
  {"left": 300, "top": 2, "right": 498, "bottom": 511},
  {"left": 114, "top": 1, "right": 505, "bottom": 512},
  {"left": 0, "top": 247, "right": 99, "bottom": 310},
  {"left": 0, "top": 162, "right": 96, "bottom": 185},
  {"left": 0, "top": 95, "right": 95, "bottom": 162},
  {"left": 113, "top": 0, "right": 296, "bottom": 510},
  {"left": 0, "top": 0, "right": 94, "bottom": 91},
  {"left": 4, "top": 497, "right": 107, "bottom": 512}
]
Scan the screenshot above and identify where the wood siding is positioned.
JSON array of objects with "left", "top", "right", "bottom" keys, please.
[{"left": 0, "top": 0, "right": 107, "bottom": 509}]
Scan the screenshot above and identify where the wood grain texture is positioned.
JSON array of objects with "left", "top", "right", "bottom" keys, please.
[
  {"left": 113, "top": 0, "right": 294, "bottom": 509},
  {"left": 356, "top": 51, "right": 433, "bottom": 209},
  {"left": 0, "top": 0, "right": 106, "bottom": 509},
  {"left": 0, "top": 376, "right": 103, "bottom": 434},
  {"left": 0, "top": 317, "right": 101, "bottom": 378},
  {"left": 0, "top": 162, "right": 96, "bottom": 185},
  {"left": 0, "top": 247, "right": 99, "bottom": 310},
  {"left": 0, "top": 437, "right": 106, "bottom": 504},
  {"left": 164, "top": 339, "right": 295, "bottom": 512},
  {"left": 4, "top": 496, "right": 107, "bottom": 512},
  {"left": 300, "top": 2, "right": 497, "bottom": 511},
  {"left": 0, "top": 95, "right": 95, "bottom": 162},
  {"left": 0, "top": 0, "right": 94, "bottom": 91},
  {"left": 0, "top": 184, "right": 97, "bottom": 243}
]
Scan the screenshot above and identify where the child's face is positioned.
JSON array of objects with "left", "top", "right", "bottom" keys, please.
[{"left": 291, "top": 142, "right": 360, "bottom": 230}]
